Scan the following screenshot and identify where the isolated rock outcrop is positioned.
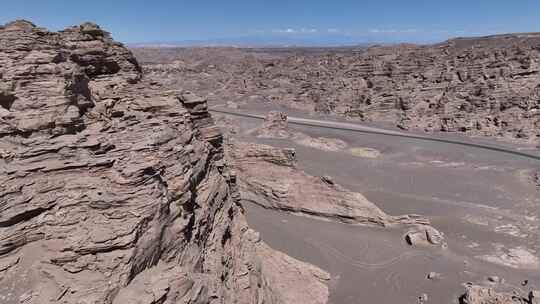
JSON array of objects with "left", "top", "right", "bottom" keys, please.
[
  {"left": 253, "top": 111, "right": 348, "bottom": 152},
  {"left": 225, "top": 140, "right": 445, "bottom": 249},
  {"left": 227, "top": 141, "right": 389, "bottom": 225},
  {"left": 405, "top": 225, "right": 446, "bottom": 247},
  {"left": 0, "top": 21, "right": 329, "bottom": 304},
  {"left": 254, "top": 111, "right": 290, "bottom": 138}
]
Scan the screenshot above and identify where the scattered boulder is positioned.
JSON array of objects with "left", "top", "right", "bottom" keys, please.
[
  {"left": 487, "top": 276, "right": 503, "bottom": 284},
  {"left": 78, "top": 22, "right": 107, "bottom": 37},
  {"left": 427, "top": 272, "right": 442, "bottom": 280},
  {"left": 418, "top": 293, "right": 429, "bottom": 304},
  {"left": 406, "top": 225, "right": 447, "bottom": 248}
]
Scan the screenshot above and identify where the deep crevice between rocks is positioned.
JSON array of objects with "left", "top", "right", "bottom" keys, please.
[
  {"left": 0, "top": 205, "right": 55, "bottom": 228},
  {"left": 0, "top": 92, "right": 16, "bottom": 110}
]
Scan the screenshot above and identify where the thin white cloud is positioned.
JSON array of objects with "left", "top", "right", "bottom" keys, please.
[
  {"left": 327, "top": 28, "right": 340, "bottom": 33},
  {"left": 271, "top": 28, "right": 318, "bottom": 34},
  {"left": 272, "top": 28, "right": 296, "bottom": 33}
]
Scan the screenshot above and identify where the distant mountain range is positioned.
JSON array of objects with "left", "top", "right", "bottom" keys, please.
[{"left": 127, "top": 31, "right": 540, "bottom": 48}]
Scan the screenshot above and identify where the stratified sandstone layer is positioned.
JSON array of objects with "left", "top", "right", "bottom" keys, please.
[
  {"left": 0, "top": 20, "right": 329, "bottom": 304},
  {"left": 224, "top": 140, "right": 446, "bottom": 249},
  {"left": 135, "top": 35, "right": 540, "bottom": 146}
]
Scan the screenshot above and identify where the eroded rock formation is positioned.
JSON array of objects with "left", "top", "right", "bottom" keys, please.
[
  {"left": 253, "top": 111, "right": 290, "bottom": 139},
  {"left": 459, "top": 284, "right": 537, "bottom": 304},
  {"left": 135, "top": 34, "right": 540, "bottom": 146},
  {"left": 225, "top": 140, "right": 446, "bottom": 248},
  {"left": 0, "top": 21, "right": 329, "bottom": 304}
]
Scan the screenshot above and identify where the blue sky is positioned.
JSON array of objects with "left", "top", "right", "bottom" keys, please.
[{"left": 2, "top": 1, "right": 540, "bottom": 45}]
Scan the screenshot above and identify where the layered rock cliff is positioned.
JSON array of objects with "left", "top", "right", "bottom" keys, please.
[{"left": 0, "top": 21, "right": 329, "bottom": 304}]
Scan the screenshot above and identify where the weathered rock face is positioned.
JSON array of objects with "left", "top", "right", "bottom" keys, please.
[
  {"left": 348, "top": 36, "right": 540, "bottom": 145},
  {"left": 459, "top": 284, "right": 534, "bottom": 304},
  {"left": 225, "top": 140, "right": 446, "bottom": 250},
  {"left": 0, "top": 21, "right": 329, "bottom": 304},
  {"left": 135, "top": 34, "right": 540, "bottom": 146},
  {"left": 227, "top": 141, "right": 390, "bottom": 225},
  {"left": 0, "top": 20, "right": 141, "bottom": 137}
]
